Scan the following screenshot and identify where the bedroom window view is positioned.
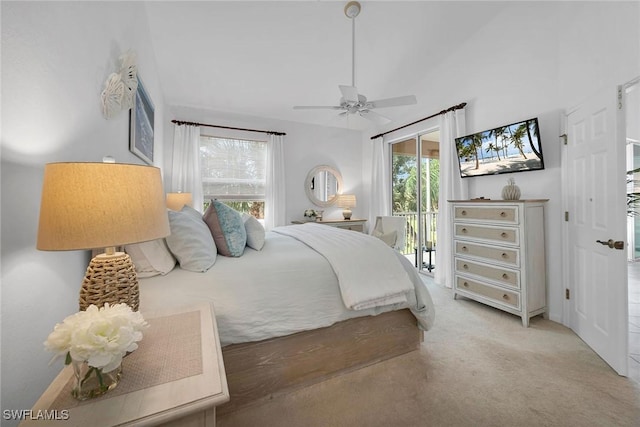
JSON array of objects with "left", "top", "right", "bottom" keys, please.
[
  {"left": 200, "top": 136, "right": 267, "bottom": 220},
  {"left": 392, "top": 131, "right": 439, "bottom": 273}
]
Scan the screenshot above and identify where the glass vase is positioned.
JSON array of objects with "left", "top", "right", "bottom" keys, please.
[{"left": 71, "top": 359, "right": 121, "bottom": 401}]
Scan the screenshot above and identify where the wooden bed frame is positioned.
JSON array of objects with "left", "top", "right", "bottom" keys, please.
[{"left": 218, "top": 308, "right": 422, "bottom": 415}]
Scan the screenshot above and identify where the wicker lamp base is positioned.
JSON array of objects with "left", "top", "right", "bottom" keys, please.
[{"left": 79, "top": 252, "right": 139, "bottom": 311}]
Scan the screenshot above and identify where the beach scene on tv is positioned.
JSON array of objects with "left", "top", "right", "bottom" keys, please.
[{"left": 456, "top": 118, "right": 544, "bottom": 177}]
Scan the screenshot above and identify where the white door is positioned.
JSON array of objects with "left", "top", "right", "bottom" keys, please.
[{"left": 565, "top": 87, "right": 628, "bottom": 375}]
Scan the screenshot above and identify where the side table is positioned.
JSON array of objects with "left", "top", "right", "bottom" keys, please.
[{"left": 20, "top": 303, "right": 229, "bottom": 426}]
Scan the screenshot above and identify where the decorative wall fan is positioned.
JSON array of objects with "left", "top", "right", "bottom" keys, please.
[{"left": 293, "top": 1, "right": 417, "bottom": 124}]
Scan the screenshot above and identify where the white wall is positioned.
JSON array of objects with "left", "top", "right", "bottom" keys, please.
[
  {"left": 164, "top": 105, "right": 365, "bottom": 223},
  {"left": 1, "top": 2, "right": 165, "bottom": 422}
]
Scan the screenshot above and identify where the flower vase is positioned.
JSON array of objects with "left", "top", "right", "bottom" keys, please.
[
  {"left": 501, "top": 177, "right": 521, "bottom": 200},
  {"left": 71, "top": 359, "right": 121, "bottom": 400}
]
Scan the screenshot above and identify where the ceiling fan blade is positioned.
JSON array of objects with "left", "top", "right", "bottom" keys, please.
[
  {"left": 339, "top": 85, "right": 359, "bottom": 103},
  {"left": 293, "top": 105, "right": 344, "bottom": 110},
  {"left": 368, "top": 95, "right": 417, "bottom": 109},
  {"left": 359, "top": 110, "right": 391, "bottom": 125}
]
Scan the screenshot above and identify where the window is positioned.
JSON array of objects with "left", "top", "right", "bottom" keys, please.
[{"left": 200, "top": 136, "right": 267, "bottom": 218}]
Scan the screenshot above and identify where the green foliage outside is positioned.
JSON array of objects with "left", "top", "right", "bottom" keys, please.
[
  {"left": 392, "top": 154, "right": 439, "bottom": 255},
  {"left": 203, "top": 200, "right": 264, "bottom": 218},
  {"left": 392, "top": 154, "right": 439, "bottom": 213}
]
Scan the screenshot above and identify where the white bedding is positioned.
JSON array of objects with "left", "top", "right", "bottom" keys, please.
[
  {"left": 138, "top": 229, "right": 435, "bottom": 347},
  {"left": 273, "top": 223, "right": 413, "bottom": 310}
]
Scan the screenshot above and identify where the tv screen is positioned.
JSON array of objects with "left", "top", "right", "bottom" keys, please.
[{"left": 455, "top": 117, "right": 544, "bottom": 178}]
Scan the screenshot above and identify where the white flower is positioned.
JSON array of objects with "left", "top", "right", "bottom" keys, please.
[{"left": 44, "top": 303, "right": 148, "bottom": 372}]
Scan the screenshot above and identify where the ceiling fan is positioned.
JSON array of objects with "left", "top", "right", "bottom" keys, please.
[{"left": 293, "top": 1, "right": 417, "bottom": 125}]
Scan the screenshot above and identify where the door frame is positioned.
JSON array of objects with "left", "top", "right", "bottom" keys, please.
[
  {"left": 624, "top": 77, "right": 640, "bottom": 261},
  {"left": 388, "top": 124, "right": 439, "bottom": 272}
]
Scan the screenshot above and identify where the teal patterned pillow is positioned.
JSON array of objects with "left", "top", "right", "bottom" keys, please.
[{"left": 203, "top": 201, "right": 247, "bottom": 257}]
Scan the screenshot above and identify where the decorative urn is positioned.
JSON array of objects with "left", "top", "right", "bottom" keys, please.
[{"left": 501, "top": 177, "right": 521, "bottom": 200}]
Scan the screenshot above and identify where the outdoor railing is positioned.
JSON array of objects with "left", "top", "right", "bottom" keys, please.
[{"left": 393, "top": 211, "right": 438, "bottom": 270}]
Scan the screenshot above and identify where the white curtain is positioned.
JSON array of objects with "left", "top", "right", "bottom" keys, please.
[
  {"left": 368, "top": 136, "right": 391, "bottom": 229},
  {"left": 171, "top": 124, "right": 203, "bottom": 212},
  {"left": 434, "top": 108, "right": 468, "bottom": 288},
  {"left": 265, "top": 134, "right": 286, "bottom": 231}
]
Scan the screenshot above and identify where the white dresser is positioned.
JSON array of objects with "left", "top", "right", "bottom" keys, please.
[{"left": 450, "top": 200, "right": 548, "bottom": 327}]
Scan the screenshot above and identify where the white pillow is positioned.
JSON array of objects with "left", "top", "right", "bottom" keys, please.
[
  {"left": 242, "top": 213, "right": 265, "bottom": 250},
  {"left": 125, "top": 239, "right": 176, "bottom": 278},
  {"left": 165, "top": 207, "right": 217, "bottom": 272},
  {"left": 373, "top": 229, "right": 397, "bottom": 248}
]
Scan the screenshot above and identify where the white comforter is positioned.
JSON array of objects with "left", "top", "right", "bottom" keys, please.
[
  {"left": 273, "top": 223, "right": 413, "bottom": 310},
  {"left": 138, "top": 228, "right": 434, "bottom": 346}
]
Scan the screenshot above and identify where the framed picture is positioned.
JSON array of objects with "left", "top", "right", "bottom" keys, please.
[{"left": 129, "top": 77, "right": 155, "bottom": 165}]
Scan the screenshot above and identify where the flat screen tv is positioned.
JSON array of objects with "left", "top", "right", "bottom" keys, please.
[{"left": 455, "top": 117, "right": 544, "bottom": 178}]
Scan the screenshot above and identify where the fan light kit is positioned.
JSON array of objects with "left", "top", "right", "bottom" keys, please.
[{"left": 294, "top": 1, "right": 417, "bottom": 125}]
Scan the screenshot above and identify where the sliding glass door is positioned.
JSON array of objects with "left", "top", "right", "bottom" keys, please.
[{"left": 391, "top": 130, "right": 440, "bottom": 273}]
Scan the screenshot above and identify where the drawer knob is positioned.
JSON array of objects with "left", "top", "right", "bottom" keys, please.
[
  {"left": 463, "top": 264, "right": 469, "bottom": 270},
  {"left": 502, "top": 294, "right": 510, "bottom": 300},
  {"left": 463, "top": 282, "right": 469, "bottom": 287},
  {"left": 501, "top": 252, "right": 509, "bottom": 259},
  {"left": 461, "top": 228, "right": 468, "bottom": 233},
  {"left": 500, "top": 211, "right": 506, "bottom": 217},
  {"left": 461, "top": 246, "right": 468, "bottom": 252},
  {"left": 502, "top": 273, "right": 509, "bottom": 280},
  {"left": 461, "top": 210, "right": 467, "bottom": 216},
  {"left": 501, "top": 232, "right": 508, "bottom": 238}
]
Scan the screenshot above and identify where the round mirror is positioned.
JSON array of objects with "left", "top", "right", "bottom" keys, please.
[{"left": 305, "top": 165, "right": 343, "bottom": 208}]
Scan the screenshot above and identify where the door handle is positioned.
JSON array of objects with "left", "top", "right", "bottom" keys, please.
[{"left": 596, "top": 239, "right": 625, "bottom": 250}]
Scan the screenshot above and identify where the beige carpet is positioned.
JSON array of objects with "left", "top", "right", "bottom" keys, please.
[{"left": 218, "top": 278, "right": 640, "bottom": 427}]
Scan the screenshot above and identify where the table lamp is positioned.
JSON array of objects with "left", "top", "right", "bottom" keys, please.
[
  {"left": 166, "top": 192, "right": 193, "bottom": 211},
  {"left": 337, "top": 194, "right": 356, "bottom": 220},
  {"left": 37, "top": 162, "right": 170, "bottom": 311}
]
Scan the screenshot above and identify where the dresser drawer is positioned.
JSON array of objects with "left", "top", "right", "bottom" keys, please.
[
  {"left": 454, "top": 241, "right": 520, "bottom": 267},
  {"left": 454, "top": 223, "right": 518, "bottom": 246},
  {"left": 454, "top": 205, "right": 518, "bottom": 224},
  {"left": 455, "top": 258, "right": 520, "bottom": 289},
  {"left": 455, "top": 276, "right": 520, "bottom": 309}
]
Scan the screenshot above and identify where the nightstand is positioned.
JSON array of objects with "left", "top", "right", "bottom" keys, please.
[
  {"left": 20, "top": 303, "right": 229, "bottom": 427},
  {"left": 317, "top": 218, "right": 367, "bottom": 232}
]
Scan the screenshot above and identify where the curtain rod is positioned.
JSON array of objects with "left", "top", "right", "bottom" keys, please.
[
  {"left": 370, "top": 102, "right": 467, "bottom": 140},
  {"left": 171, "top": 119, "right": 286, "bottom": 136}
]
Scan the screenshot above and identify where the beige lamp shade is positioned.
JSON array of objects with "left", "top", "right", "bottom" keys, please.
[
  {"left": 166, "top": 192, "right": 193, "bottom": 211},
  {"left": 337, "top": 194, "right": 356, "bottom": 220},
  {"left": 337, "top": 194, "right": 357, "bottom": 208},
  {"left": 37, "top": 162, "right": 170, "bottom": 251}
]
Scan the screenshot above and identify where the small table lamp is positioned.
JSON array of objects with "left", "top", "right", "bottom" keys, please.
[
  {"left": 37, "top": 162, "right": 170, "bottom": 311},
  {"left": 337, "top": 194, "right": 357, "bottom": 220},
  {"left": 166, "top": 192, "right": 193, "bottom": 211}
]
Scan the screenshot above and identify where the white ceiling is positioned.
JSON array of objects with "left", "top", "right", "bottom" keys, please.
[{"left": 144, "top": 1, "right": 507, "bottom": 129}]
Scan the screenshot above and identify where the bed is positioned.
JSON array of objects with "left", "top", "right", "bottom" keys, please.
[{"left": 133, "top": 204, "right": 435, "bottom": 413}]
